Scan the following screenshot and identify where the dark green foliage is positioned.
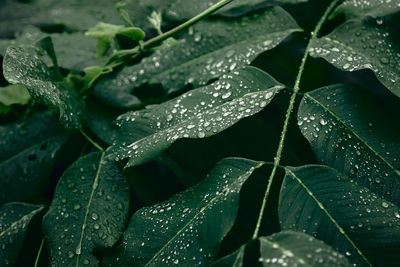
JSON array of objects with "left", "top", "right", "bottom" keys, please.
[{"left": 0, "top": 0, "right": 399, "bottom": 266}]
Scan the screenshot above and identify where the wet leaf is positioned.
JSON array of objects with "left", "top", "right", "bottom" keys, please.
[
  {"left": 309, "top": 20, "right": 400, "bottom": 97},
  {"left": 94, "top": 7, "right": 300, "bottom": 108},
  {"left": 258, "top": 231, "right": 352, "bottom": 266},
  {"left": 279, "top": 165, "right": 400, "bottom": 266},
  {"left": 0, "top": 84, "right": 30, "bottom": 114},
  {"left": 102, "top": 157, "right": 264, "bottom": 266},
  {"left": 42, "top": 152, "right": 130, "bottom": 266},
  {"left": 3, "top": 45, "right": 85, "bottom": 129},
  {"left": 107, "top": 66, "right": 283, "bottom": 169},
  {"left": 0, "top": 202, "right": 44, "bottom": 266},
  {"left": 211, "top": 245, "right": 245, "bottom": 267},
  {"left": 332, "top": 0, "right": 400, "bottom": 20},
  {"left": 297, "top": 84, "right": 400, "bottom": 206},
  {"left": 0, "top": 113, "right": 68, "bottom": 206}
]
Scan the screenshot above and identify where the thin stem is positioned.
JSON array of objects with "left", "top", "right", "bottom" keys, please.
[
  {"left": 79, "top": 129, "right": 104, "bottom": 152},
  {"left": 252, "top": 0, "right": 341, "bottom": 239},
  {"left": 34, "top": 238, "right": 45, "bottom": 267},
  {"left": 105, "top": 0, "right": 235, "bottom": 64}
]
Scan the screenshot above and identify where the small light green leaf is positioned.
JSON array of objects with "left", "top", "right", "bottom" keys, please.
[
  {"left": 258, "top": 231, "right": 352, "bottom": 266},
  {"left": 332, "top": 0, "right": 400, "bottom": 20},
  {"left": 0, "top": 112, "right": 68, "bottom": 206},
  {"left": 42, "top": 152, "right": 130, "bottom": 267},
  {"left": 107, "top": 66, "right": 283, "bottom": 169},
  {"left": 211, "top": 245, "right": 245, "bottom": 267},
  {"left": 279, "top": 165, "right": 400, "bottom": 266},
  {"left": 3, "top": 45, "right": 85, "bottom": 129},
  {"left": 148, "top": 11, "right": 163, "bottom": 33},
  {"left": 297, "top": 84, "right": 400, "bottom": 206},
  {"left": 94, "top": 7, "right": 300, "bottom": 108},
  {"left": 0, "top": 202, "right": 44, "bottom": 266},
  {"left": 309, "top": 20, "right": 400, "bottom": 97},
  {"left": 0, "top": 84, "right": 31, "bottom": 107},
  {"left": 102, "top": 157, "right": 264, "bottom": 266},
  {"left": 86, "top": 22, "right": 145, "bottom": 58}
]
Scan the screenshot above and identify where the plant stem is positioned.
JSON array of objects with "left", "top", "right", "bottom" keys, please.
[
  {"left": 34, "top": 238, "right": 45, "bottom": 267},
  {"left": 105, "top": 0, "right": 235, "bottom": 65},
  {"left": 252, "top": 0, "right": 341, "bottom": 239},
  {"left": 79, "top": 129, "right": 104, "bottom": 152}
]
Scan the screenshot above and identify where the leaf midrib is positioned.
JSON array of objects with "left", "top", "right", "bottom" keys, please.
[
  {"left": 285, "top": 168, "right": 371, "bottom": 266},
  {"left": 306, "top": 93, "right": 400, "bottom": 180},
  {"left": 144, "top": 162, "right": 265, "bottom": 266},
  {"left": 259, "top": 237, "right": 306, "bottom": 266},
  {"left": 75, "top": 152, "right": 105, "bottom": 266}
]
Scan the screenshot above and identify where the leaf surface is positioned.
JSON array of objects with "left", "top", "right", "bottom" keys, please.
[
  {"left": 309, "top": 20, "right": 400, "bottom": 97},
  {"left": 94, "top": 7, "right": 299, "bottom": 108},
  {"left": 279, "top": 165, "right": 400, "bottom": 266},
  {"left": 107, "top": 66, "right": 283, "bottom": 169},
  {"left": 0, "top": 113, "right": 68, "bottom": 206},
  {"left": 103, "top": 157, "right": 264, "bottom": 266},
  {"left": 3, "top": 45, "right": 85, "bottom": 129},
  {"left": 258, "top": 231, "right": 352, "bottom": 266},
  {"left": 297, "top": 84, "right": 400, "bottom": 206},
  {"left": 0, "top": 202, "right": 44, "bottom": 266},
  {"left": 42, "top": 152, "right": 130, "bottom": 266},
  {"left": 0, "top": 84, "right": 30, "bottom": 114},
  {"left": 332, "top": 0, "right": 400, "bottom": 19},
  {"left": 211, "top": 245, "right": 245, "bottom": 267}
]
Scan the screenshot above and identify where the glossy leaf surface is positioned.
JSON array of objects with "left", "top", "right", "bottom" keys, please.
[
  {"left": 107, "top": 66, "right": 283, "bottom": 169},
  {"left": 42, "top": 152, "right": 130, "bottom": 266},
  {"left": 103, "top": 158, "right": 264, "bottom": 266}
]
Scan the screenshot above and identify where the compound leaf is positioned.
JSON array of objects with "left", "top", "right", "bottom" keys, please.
[
  {"left": 3, "top": 45, "right": 85, "bottom": 129},
  {"left": 279, "top": 165, "right": 400, "bottom": 266},
  {"left": 107, "top": 66, "right": 283, "bottom": 169},
  {"left": 297, "top": 84, "right": 400, "bottom": 206},
  {"left": 102, "top": 158, "right": 264, "bottom": 266},
  {"left": 94, "top": 7, "right": 300, "bottom": 108},
  {"left": 42, "top": 152, "right": 130, "bottom": 266},
  {"left": 309, "top": 20, "right": 400, "bottom": 98},
  {"left": 0, "top": 202, "right": 44, "bottom": 266}
]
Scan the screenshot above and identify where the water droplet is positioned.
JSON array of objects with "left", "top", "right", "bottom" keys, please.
[
  {"left": 91, "top": 213, "right": 98, "bottom": 220},
  {"left": 382, "top": 202, "right": 389, "bottom": 208},
  {"left": 73, "top": 204, "right": 81, "bottom": 210},
  {"left": 380, "top": 57, "right": 389, "bottom": 64},
  {"left": 319, "top": 118, "right": 327, "bottom": 125}
]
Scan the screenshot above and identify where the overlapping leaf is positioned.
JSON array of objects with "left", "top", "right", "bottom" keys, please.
[
  {"left": 258, "top": 231, "right": 352, "bottom": 266},
  {"left": 3, "top": 45, "right": 85, "bottom": 129},
  {"left": 0, "top": 202, "right": 44, "bottom": 266},
  {"left": 279, "top": 165, "right": 400, "bottom": 266},
  {"left": 106, "top": 66, "right": 284, "bottom": 168},
  {"left": 94, "top": 7, "right": 300, "bottom": 108},
  {"left": 212, "top": 245, "right": 246, "bottom": 266},
  {"left": 102, "top": 158, "right": 264, "bottom": 266},
  {"left": 0, "top": 113, "right": 68, "bottom": 206},
  {"left": 331, "top": 0, "right": 400, "bottom": 20},
  {"left": 42, "top": 152, "right": 130, "bottom": 266},
  {"left": 309, "top": 20, "right": 400, "bottom": 97},
  {"left": 297, "top": 84, "right": 400, "bottom": 206},
  {"left": 0, "top": 84, "right": 30, "bottom": 114}
]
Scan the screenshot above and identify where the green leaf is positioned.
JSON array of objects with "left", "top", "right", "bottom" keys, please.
[
  {"left": 309, "top": 20, "right": 400, "bottom": 98},
  {"left": 141, "top": 0, "right": 308, "bottom": 21},
  {"left": 42, "top": 152, "right": 130, "bottom": 266},
  {"left": 102, "top": 157, "right": 264, "bottom": 266},
  {"left": 0, "top": 113, "right": 68, "bottom": 206},
  {"left": 3, "top": 45, "right": 85, "bottom": 129},
  {"left": 211, "top": 245, "right": 245, "bottom": 267},
  {"left": 331, "top": 0, "right": 400, "bottom": 20},
  {"left": 94, "top": 7, "right": 300, "bottom": 108},
  {"left": 0, "top": 84, "right": 31, "bottom": 107},
  {"left": 86, "top": 22, "right": 145, "bottom": 58},
  {"left": 258, "top": 231, "right": 352, "bottom": 266},
  {"left": 297, "top": 84, "right": 400, "bottom": 206},
  {"left": 279, "top": 165, "right": 400, "bottom": 266},
  {"left": 107, "top": 66, "right": 283, "bottom": 169},
  {"left": 0, "top": 202, "right": 44, "bottom": 266}
]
